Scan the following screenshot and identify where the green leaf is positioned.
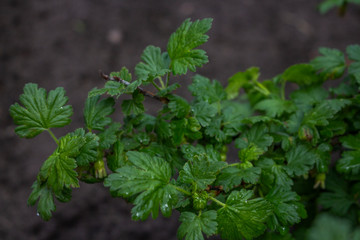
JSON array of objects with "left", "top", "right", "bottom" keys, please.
[
  {"left": 285, "top": 144, "right": 316, "bottom": 176},
  {"left": 226, "top": 67, "right": 260, "bottom": 100},
  {"left": 290, "top": 86, "right": 328, "bottom": 111},
  {"left": 217, "top": 189, "right": 273, "bottom": 240},
  {"left": 241, "top": 115, "right": 283, "bottom": 125},
  {"left": 9, "top": 83, "right": 73, "bottom": 138},
  {"left": 318, "top": 173, "right": 355, "bottom": 215},
  {"left": 155, "top": 118, "right": 173, "bottom": 140},
  {"left": 257, "top": 158, "right": 293, "bottom": 190},
  {"left": 135, "top": 45, "right": 170, "bottom": 82},
  {"left": 39, "top": 134, "right": 81, "bottom": 193},
  {"left": 84, "top": 96, "right": 115, "bottom": 131},
  {"left": 181, "top": 144, "right": 221, "bottom": 163},
  {"left": 88, "top": 67, "right": 134, "bottom": 98},
  {"left": 104, "top": 151, "right": 178, "bottom": 220},
  {"left": 266, "top": 187, "right": 307, "bottom": 230},
  {"left": 216, "top": 166, "right": 261, "bottom": 192},
  {"left": 179, "top": 157, "right": 226, "bottom": 190},
  {"left": 156, "top": 83, "right": 180, "bottom": 97},
  {"left": 171, "top": 119, "right": 187, "bottom": 146},
  {"left": 347, "top": 45, "right": 360, "bottom": 83},
  {"left": 282, "top": 64, "right": 322, "bottom": 86},
  {"left": 347, "top": 44, "right": 360, "bottom": 61},
  {"left": 192, "top": 102, "right": 217, "bottom": 127},
  {"left": 167, "top": 18, "right": 212, "bottom": 75},
  {"left": 235, "top": 123, "right": 274, "bottom": 151},
  {"left": 204, "top": 116, "right": 226, "bottom": 142},
  {"left": 222, "top": 101, "right": 252, "bottom": 136},
  {"left": 98, "top": 122, "right": 121, "bottom": 149},
  {"left": 310, "top": 47, "right": 345, "bottom": 78},
  {"left": 188, "top": 75, "right": 227, "bottom": 104},
  {"left": 303, "top": 99, "right": 351, "bottom": 127},
  {"left": 307, "top": 214, "right": 357, "bottom": 240},
  {"left": 106, "top": 140, "right": 126, "bottom": 172},
  {"left": 121, "top": 90, "right": 145, "bottom": 115},
  {"left": 88, "top": 81, "right": 125, "bottom": 98},
  {"left": 69, "top": 128, "right": 99, "bottom": 166},
  {"left": 255, "top": 98, "right": 296, "bottom": 118},
  {"left": 313, "top": 143, "right": 332, "bottom": 173},
  {"left": 337, "top": 150, "right": 360, "bottom": 175},
  {"left": 28, "top": 181, "right": 56, "bottom": 221},
  {"left": 168, "top": 95, "right": 190, "bottom": 118},
  {"left": 177, "top": 211, "right": 217, "bottom": 240},
  {"left": 318, "top": 0, "right": 344, "bottom": 14},
  {"left": 341, "top": 133, "right": 360, "bottom": 150},
  {"left": 239, "top": 144, "right": 265, "bottom": 162}
]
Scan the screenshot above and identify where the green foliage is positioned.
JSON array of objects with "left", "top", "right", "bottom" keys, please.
[
  {"left": 104, "top": 151, "right": 178, "bottom": 220},
  {"left": 84, "top": 96, "right": 115, "bottom": 131},
  {"left": 306, "top": 214, "right": 360, "bottom": 240},
  {"left": 318, "top": 0, "right": 360, "bottom": 15},
  {"left": 178, "top": 210, "right": 217, "bottom": 240},
  {"left": 9, "top": 17, "right": 360, "bottom": 240},
  {"left": 217, "top": 190, "right": 272, "bottom": 240},
  {"left": 9, "top": 83, "right": 73, "bottom": 138},
  {"left": 167, "top": 18, "right": 212, "bottom": 75}
]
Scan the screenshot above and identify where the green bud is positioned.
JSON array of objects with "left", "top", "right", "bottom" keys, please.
[
  {"left": 314, "top": 173, "right": 326, "bottom": 189},
  {"left": 240, "top": 161, "right": 253, "bottom": 169},
  {"left": 192, "top": 191, "right": 208, "bottom": 210},
  {"left": 220, "top": 153, "right": 227, "bottom": 162},
  {"left": 298, "top": 125, "right": 313, "bottom": 141},
  {"left": 94, "top": 159, "right": 107, "bottom": 179},
  {"left": 188, "top": 117, "right": 201, "bottom": 132}
]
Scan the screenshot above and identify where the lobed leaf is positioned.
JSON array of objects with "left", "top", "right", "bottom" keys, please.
[
  {"left": 84, "top": 96, "right": 115, "bottom": 131},
  {"left": 104, "top": 151, "right": 178, "bottom": 220},
  {"left": 9, "top": 83, "right": 73, "bottom": 138},
  {"left": 177, "top": 211, "right": 217, "bottom": 240},
  {"left": 216, "top": 166, "right": 261, "bottom": 192},
  {"left": 285, "top": 144, "right": 316, "bottom": 177},
  {"left": 135, "top": 45, "right": 170, "bottom": 82},
  {"left": 28, "top": 181, "right": 56, "bottom": 221},
  {"left": 265, "top": 187, "right": 307, "bottom": 231},
  {"left": 167, "top": 18, "right": 212, "bottom": 75},
  {"left": 217, "top": 189, "right": 273, "bottom": 240},
  {"left": 310, "top": 47, "right": 345, "bottom": 78}
]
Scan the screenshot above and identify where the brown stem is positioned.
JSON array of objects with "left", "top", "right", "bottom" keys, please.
[{"left": 99, "top": 71, "right": 169, "bottom": 104}]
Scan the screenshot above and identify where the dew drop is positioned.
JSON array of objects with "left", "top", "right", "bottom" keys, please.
[
  {"left": 60, "top": 107, "right": 63, "bottom": 109},
  {"left": 36, "top": 212, "right": 40, "bottom": 217}
]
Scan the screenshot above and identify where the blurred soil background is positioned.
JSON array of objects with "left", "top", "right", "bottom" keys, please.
[{"left": 1, "top": 0, "right": 360, "bottom": 239}]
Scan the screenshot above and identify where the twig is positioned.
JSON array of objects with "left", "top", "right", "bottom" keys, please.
[{"left": 99, "top": 71, "right": 169, "bottom": 104}]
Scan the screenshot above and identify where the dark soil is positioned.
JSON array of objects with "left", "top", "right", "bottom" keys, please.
[{"left": 1, "top": 1, "right": 360, "bottom": 239}]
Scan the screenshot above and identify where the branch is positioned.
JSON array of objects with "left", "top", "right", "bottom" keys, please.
[{"left": 99, "top": 71, "right": 169, "bottom": 104}]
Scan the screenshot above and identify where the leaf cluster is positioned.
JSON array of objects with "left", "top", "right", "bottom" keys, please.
[{"left": 9, "top": 18, "right": 360, "bottom": 239}]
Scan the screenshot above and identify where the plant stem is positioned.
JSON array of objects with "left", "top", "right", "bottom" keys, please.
[
  {"left": 100, "top": 72, "right": 169, "bottom": 103},
  {"left": 228, "top": 163, "right": 240, "bottom": 167},
  {"left": 255, "top": 82, "right": 270, "bottom": 96},
  {"left": 157, "top": 77, "right": 166, "bottom": 89},
  {"left": 47, "top": 129, "right": 59, "bottom": 145},
  {"left": 170, "top": 184, "right": 191, "bottom": 196},
  {"left": 208, "top": 196, "right": 226, "bottom": 208},
  {"left": 151, "top": 80, "right": 162, "bottom": 91}
]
